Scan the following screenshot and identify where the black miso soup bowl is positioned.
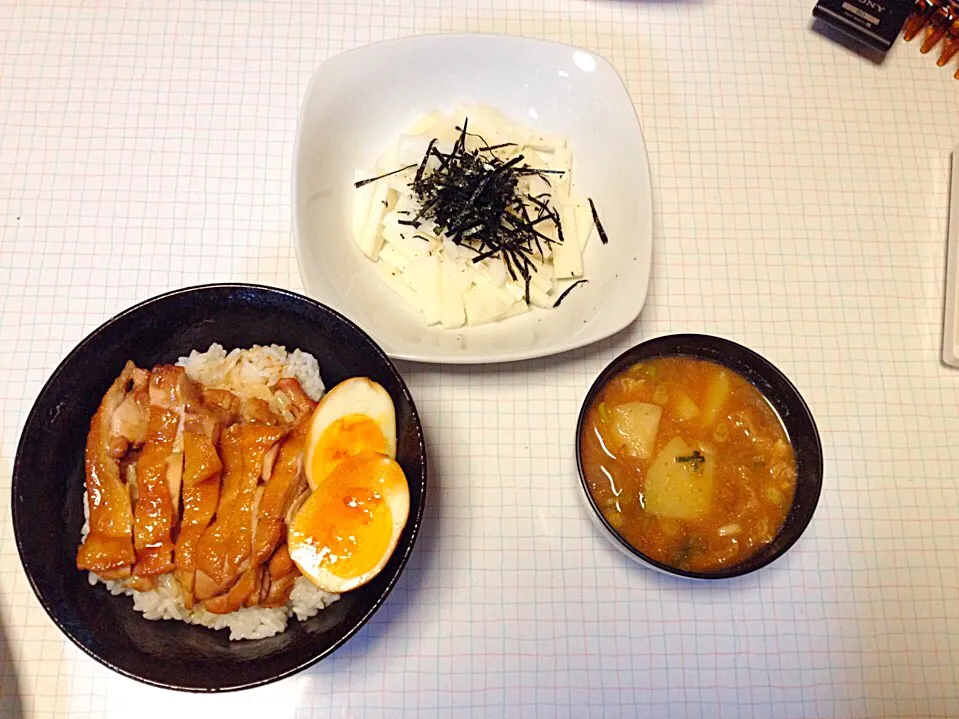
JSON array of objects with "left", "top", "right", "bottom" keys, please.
[
  {"left": 12, "top": 284, "right": 428, "bottom": 691},
  {"left": 576, "top": 334, "right": 823, "bottom": 580}
]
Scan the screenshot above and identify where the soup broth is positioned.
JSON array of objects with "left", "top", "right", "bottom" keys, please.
[{"left": 580, "top": 356, "right": 797, "bottom": 573}]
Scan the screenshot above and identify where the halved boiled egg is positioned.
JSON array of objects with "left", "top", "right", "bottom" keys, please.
[
  {"left": 305, "top": 377, "right": 396, "bottom": 491},
  {"left": 288, "top": 453, "right": 410, "bottom": 593}
]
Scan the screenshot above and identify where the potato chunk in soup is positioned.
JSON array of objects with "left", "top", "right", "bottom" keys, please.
[
  {"left": 607, "top": 402, "right": 662, "bottom": 460},
  {"left": 644, "top": 437, "right": 715, "bottom": 521}
]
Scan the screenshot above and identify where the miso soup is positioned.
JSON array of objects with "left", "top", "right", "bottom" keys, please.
[{"left": 580, "top": 356, "right": 797, "bottom": 573}]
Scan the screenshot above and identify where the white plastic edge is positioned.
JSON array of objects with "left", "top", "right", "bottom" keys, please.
[{"left": 943, "top": 144, "right": 959, "bottom": 368}]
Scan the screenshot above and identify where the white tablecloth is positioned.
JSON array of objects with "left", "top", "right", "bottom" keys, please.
[{"left": 1, "top": 1, "right": 958, "bottom": 716}]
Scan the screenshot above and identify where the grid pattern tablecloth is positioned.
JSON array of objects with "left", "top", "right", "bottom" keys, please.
[{"left": 1, "top": 1, "right": 958, "bottom": 717}]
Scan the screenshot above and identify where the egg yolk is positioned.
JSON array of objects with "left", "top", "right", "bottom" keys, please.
[
  {"left": 291, "top": 455, "right": 404, "bottom": 580},
  {"left": 310, "top": 413, "right": 391, "bottom": 488}
]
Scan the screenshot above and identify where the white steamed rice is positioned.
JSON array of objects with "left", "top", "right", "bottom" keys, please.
[{"left": 82, "top": 343, "right": 339, "bottom": 641}]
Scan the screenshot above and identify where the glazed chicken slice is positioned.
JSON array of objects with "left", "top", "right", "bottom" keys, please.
[
  {"left": 107, "top": 368, "right": 151, "bottom": 457},
  {"left": 240, "top": 398, "right": 282, "bottom": 425},
  {"left": 181, "top": 384, "right": 226, "bottom": 444},
  {"left": 202, "top": 565, "right": 263, "bottom": 614},
  {"left": 171, "top": 373, "right": 231, "bottom": 604},
  {"left": 274, "top": 378, "right": 318, "bottom": 420},
  {"left": 132, "top": 364, "right": 223, "bottom": 577},
  {"left": 213, "top": 380, "right": 317, "bottom": 612},
  {"left": 223, "top": 424, "right": 289, "bottom": 579},
  {"left": 193, "top": 425, "right": 243, "bottom": 601},
  {"left": 206, "top": 538, "right": 301, "bottom": 614},
  {"left": 195, "top": 423, "right": 287, "bottom": 603},
  {"left": 147, "top": 365, "right": 193, "bottom": 509},
  {"left": 261, "top": 544, "right": 299, "bottom": 608},
  {"left": 76, "top": 361, "right": 150, "bottom": 575},
  {"left": 132, "top": 367, "right": 185, "bottom": 577},
  {"left": 210, "top": 419, "right": 311, "bottom": 615},
  {"left": 133, "top": 364, "right": 220, "bottom": 579},
  {"left": 174, "top": 430, "right": 223, "bottom": 608},
  {"left": 251, "top": 415, "right": 311, "bottom": 568},
  {"left": 200, "top": 387, "right": 283, "bottom": 426}
]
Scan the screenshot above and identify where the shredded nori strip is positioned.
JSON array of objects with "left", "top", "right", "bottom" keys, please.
[
  {"left": 552, "top": 279, "right": 588, "bottom": 307},
  {"left": 454, "top": 127, "right": 512, "bottom": 155},
  {"left": 482, "top": 142, "right": 517, "bottom": 152},
  {"left": 553, "top": 209, "right": 565, "bottom": 247},
  {"left": 675, "top": 451, "right": 706, "bottom": 470},
  {"left": 414, "top": 139, "right": 437, "bottom": 186},
  {"left": 588, "top": 197, "right": 609, "bottom": 245},
  {"left": 354, "top": 164, "right": 418, "bottom": 189},
  {"left": 362, "top": 116, "right": 580, "bottom": 304}
]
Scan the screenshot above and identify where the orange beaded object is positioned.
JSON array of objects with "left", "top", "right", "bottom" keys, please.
[
  {"left": 903, "top": 0, "right": 959, "bottom": 77},
  {"left": 920, "top": 2, "right": 955, "bottom": 52},
  {"left": 904, "top": 0, "right": 939, "bottom": 40},
  {"left": 934, "top": 17, "right": 959, "bottom": 63}
]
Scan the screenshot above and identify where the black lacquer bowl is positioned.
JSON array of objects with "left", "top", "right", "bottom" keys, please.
[
  {"left": 12, "top": 284, "right": 428, "bottom": 691},
  {"left": 576, "top": 334, "right": 823, "bottom": 580}
]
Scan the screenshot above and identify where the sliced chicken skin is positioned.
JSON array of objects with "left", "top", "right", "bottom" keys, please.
[
  {"left": 132, "top": 403, "right": 180, "bottom": 577},
  {"left": 200, "top": 389, "right": 240, "bottom": 420},
  {"left": 247, "top": 378, "right": 315, "bottom": 565},
  {"left": 108, "top": 368, "right": 151, "bottom": 454},
  {"left": 199, "top": 387, "right": 282, "bottom": 426},
  {"left": 224, "top": 425, "right": 288, "bottom": 575},
  {"left": 193, "top": 425, "right": 244, "bottom": 600},
  {"left": 274, "top": 378, "right": 317, "bottom": 420},
  {"left": 146, "top": 366, "right": 190, "bottom": 515},
  {"left": 77, "top": 361, "right": 147, "bottom": 574},
  {"left": 203, "top": 382, "right": 315, "bottom": 610},
  {"left": 193, "top": 569, "right": 233, "bottom": 603},
  {"left": 240, "top": 398, "right": 281, "bottom": 425},
  {"left": 125, "top": 576, "right": 156, "bottom": 592},
  {"left": 195, "top": 424, "right": 286, "bottom": 599},
  {"left": 261, "top": 544, "right": 299, "bottom": 607},
  {"left": 174, "top": 430, "right": 223, "bottom": 608},
  {"left": 268, "top": 543, "right": 296, "bottom": 579},
  {"left": 242, "top": 380, "right": 316, "bottom": 605},
  {"left": 173, "top": 378, "right": 228, "bottom": 608},
  {"left": 251, "top": 416, "right": 311, "bottom": 568},
  {"left": 261, "top": 576, "right": 297, "bottom": 608},
  {"left": 97, "top": 567, "right": 133, "bottom": 581},
  {"left": 133, "top": 365, "right": 207, "bottom": 577},
  {"left": 181, "top": 429, "right": 222, "bottom": 488},
  {"left": 203, "top": 565, "right": 262, "bottom": 615},
  {"left": 180, "top": 379, "right": 227, "bottom": 443}
]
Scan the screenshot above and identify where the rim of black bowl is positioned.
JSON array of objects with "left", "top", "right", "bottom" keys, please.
[
  {"left": 575, "top": 333, "right": 823, "bottom": 580},
  {"left": 11, "top": 282, "right": 428, "bottom": 691}
]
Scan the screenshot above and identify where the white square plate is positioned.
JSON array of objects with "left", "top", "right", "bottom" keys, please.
[{"left": 293, "top": 34, "right": 652, "bottom": 364}]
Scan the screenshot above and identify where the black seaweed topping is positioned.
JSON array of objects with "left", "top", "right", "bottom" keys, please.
[
  {"left": 354, "top": 164, "right": 417, "bottom": 189},
  {"left": 358, "top": 118, "right": 574, "bottom": 302},
  {"left": 552, "top": 279, "right": 588, "bottom": 307},
  {"left": 588, "top": 197, "right": 609, "bottom": 245}
]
